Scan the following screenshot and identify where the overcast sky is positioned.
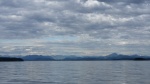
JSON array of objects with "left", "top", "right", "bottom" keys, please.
[{"left": 0, "top": 0, "right": 150, "bottom": 56}]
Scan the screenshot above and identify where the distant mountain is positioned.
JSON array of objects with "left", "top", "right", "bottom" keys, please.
[
  {"left": 105, "top": 53, "right": 134, "bottom": 60},
  {"left": 63, "top": 56, "right": 105, "bottom": 61},
  {"left": 0, "top": 57, "right": 23, "bottom": 62},
  {"left": 22, "top": 55, "right": 55, "bottom": 61},
  {"left": 51, "top": 55, "right": 73, "bottom": 60},
  {"left": 1, "top": 53, "right": 150, "bottom": 61},
  {"left": 107, "top": 53, "right": 118, "bottom": 57},
  {"left": 63, "top": 53, "right": 150, "bottom": 61},
  {"left": 105, "top": 53, "right": 150, "bottom": 60}
]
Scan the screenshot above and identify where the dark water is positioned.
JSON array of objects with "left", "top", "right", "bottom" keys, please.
[{"left": 0, "top": 61, "right": 150, "bottom": 84}]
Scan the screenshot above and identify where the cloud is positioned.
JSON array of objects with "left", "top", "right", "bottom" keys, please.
[{"left": 0, "top": 0, "right": 150, "bottom": 56}]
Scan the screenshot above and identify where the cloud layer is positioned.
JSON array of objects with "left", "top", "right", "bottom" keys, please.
[{"left": 0, "top": 0, "right": 150, "bottom": 56}]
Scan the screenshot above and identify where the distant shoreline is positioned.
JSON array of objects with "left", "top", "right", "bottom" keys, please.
[
  {"left": 1, "top": 53, "right": 150, "bottom": 61},
  {"left": 0, "top": 57, "right": 24, "bottom": 62}
]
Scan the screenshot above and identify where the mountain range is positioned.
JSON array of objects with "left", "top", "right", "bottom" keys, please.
[{"left": 1, "top": 53, "right": 150, "bottom": 61}]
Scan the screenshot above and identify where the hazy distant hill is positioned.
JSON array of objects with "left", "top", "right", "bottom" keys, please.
[
  {"left": 22, "top": 55, "right": 55, "bottom": 61},
  {"left": 105, "top": 53, "right": 150, "bottom": 60},
  {"left": 63, "top": 53, "right": 150, "bottom": 61}
]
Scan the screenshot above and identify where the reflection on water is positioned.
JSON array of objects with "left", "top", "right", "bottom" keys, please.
[{"left": 0, "top": 61, "right": 150, "bottom": 84}]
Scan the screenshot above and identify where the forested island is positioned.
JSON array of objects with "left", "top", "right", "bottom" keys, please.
[{"left": 0, "top": 57, "right": 23, "bottom": 62}]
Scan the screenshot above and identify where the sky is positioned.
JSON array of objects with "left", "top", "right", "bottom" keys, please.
[{"left": 0, "top": 0, "right": 150, "bottom": 56}]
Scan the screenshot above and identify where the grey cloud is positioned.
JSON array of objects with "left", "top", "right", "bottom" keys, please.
[
  {"left": 0, "top": 0, "right": 150, "bottom": 55},
  {"left": 98, "top": 0, "right": 149, "bottom": 4}
]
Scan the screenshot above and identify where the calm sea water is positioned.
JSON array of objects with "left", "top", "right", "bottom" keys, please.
[{"left": 0, "top": 61, "right": 150, "bottom": 84}]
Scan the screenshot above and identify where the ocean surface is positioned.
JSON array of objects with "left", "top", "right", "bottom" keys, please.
[{"left": 0, "top": 61, "right": 150, "bottom": 84}]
